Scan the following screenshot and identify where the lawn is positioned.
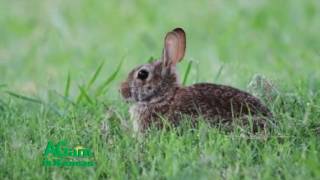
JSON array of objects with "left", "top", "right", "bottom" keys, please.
[{"left": 1, "top": 0, "right": 320, "bottom": 179}]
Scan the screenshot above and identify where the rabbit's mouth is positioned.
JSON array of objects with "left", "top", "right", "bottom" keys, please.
[
  {"left": 119, "top": 82, "right": 158, "bottom": 103},
  {"left": 132, "top": 86, "right": 157, "bottom": 102},
  {"left": 119, "top": 82, "right": 154, "bottom": 103}
]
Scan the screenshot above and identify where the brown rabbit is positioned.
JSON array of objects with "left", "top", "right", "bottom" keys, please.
[{"left": 120, "top": 28, "right": 273, "bottom": 133}]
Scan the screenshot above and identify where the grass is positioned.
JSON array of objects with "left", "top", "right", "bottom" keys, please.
[{"left": 1, "top": 0, "right": 320, "bottom": 179}]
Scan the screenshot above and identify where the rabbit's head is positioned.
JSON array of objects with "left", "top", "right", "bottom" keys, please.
[{"left": 120, "top": 28, "right": 186, "bottom": 103}]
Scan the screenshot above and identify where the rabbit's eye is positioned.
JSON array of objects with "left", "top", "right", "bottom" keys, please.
[{"left": 137, "top": 69, "right": 149, "bottom": 80}]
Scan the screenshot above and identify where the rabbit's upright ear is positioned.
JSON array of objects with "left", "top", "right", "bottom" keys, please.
[{"left": 162, "top": 28, "right": 186, "bottom": 67}]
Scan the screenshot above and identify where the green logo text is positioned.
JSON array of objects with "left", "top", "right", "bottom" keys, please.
[{"left": 43, "top": 140, "right": 96, "bottom": 167}]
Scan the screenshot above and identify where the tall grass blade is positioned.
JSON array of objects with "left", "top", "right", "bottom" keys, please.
[
  {"left": 214, "top": 64, "right": 224, "bottom": 82},
  {"left": 51, "top": 90, "right": 75, "bottom": 105},
  {"left": 95, "top": 58, "right": 124, "bottom": 97},
  {"left": 6, "top": 91, "right": 43, "bottom": 104},
  {"left": 76, "top": 62, "right": 104, "bottom": 102},
  {"left": 87, "top": 62, "right": 104, "bottom": 90},
  {"left": 182, "top": 60, "right": 192, "bottom": 85},
  {"left": 46, "top": 103, "right": 64, "bottom": 117},
  {"left": 6, "top": 91, "right": 64, "bottom": 116},
  {"left": 148, "top": 56, "right": 155, "bottom": 63},
  {"left": 77, "top": 85, "right": 93, "bottom": 104},
  {"left": 64, "top": 72, "right": 71, "bottom": 97}
]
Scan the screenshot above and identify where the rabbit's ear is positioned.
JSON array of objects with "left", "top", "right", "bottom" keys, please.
[{"left": 162, "top": 28, "right": 186, "bottom": 67}]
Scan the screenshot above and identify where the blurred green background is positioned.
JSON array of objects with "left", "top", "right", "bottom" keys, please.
[
  {"left": 1, "top": 0, "right": 319, "bottom": 97},
  {"left": 1, "top": 0, "right": 320, "bottom": 179}
]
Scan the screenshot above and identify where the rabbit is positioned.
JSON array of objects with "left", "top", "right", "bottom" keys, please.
[{"left": 120, "top": 27, "right": 273, "bottom": 133}]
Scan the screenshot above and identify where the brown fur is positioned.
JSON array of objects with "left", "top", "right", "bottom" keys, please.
[{"left": 119, "top": 28, "right": 273, "bottom": 133}]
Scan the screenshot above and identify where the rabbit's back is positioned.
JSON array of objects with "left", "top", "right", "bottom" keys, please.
[{"left": 171, "top": 83, "right": 272, "bottom": 122}]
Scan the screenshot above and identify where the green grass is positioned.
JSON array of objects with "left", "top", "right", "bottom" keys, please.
[{"left": 1, "top": 0, "right": 320, "bottom": 179}]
